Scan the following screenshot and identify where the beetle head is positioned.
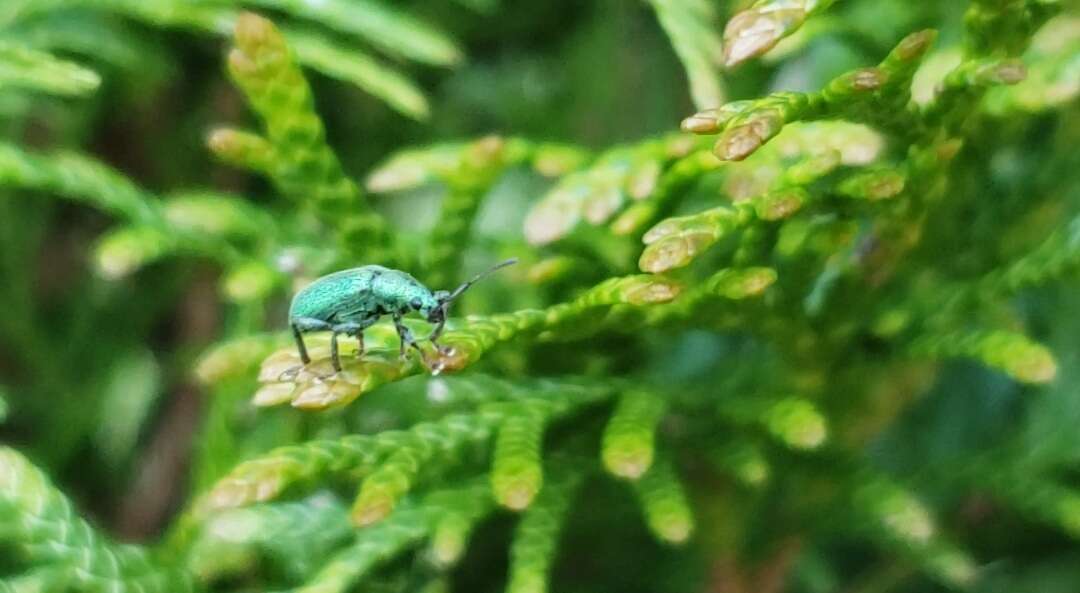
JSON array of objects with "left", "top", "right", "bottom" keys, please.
[
  {"left": 434, "top": 258, "right": 518, "bottom": 315},
  {"left": 421, "top": 291, "right": 450, "bottom": 323}
]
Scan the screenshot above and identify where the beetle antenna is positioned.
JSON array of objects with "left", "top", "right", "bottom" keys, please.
[{"left": 443, "top": 258, "right": 518, "bottom": 303}]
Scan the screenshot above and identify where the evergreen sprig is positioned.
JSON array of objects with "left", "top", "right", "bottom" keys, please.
[
  {"left": 722, "top": 0, "right": 839, "bottom": 68},
  {"left": 220, "top": 13, "right": 393, "bottom": 266},
  {"left": 0, "top": 142, "right": 245, "bottom": 277},
  {"left": 0, "top": 447, "right": 192, "bottom": 592},
  {"left": 0, "top": 40, "right": 100, "bottom": 96},
  {"left": 0, "top": 0, "right": 458, "bottom": 117}
]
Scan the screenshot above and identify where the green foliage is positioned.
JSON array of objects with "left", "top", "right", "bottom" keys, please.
[
  {"left": 632, "top": 456, "right": 695, "bottom": 544},
  {"left": 0, "top": 142, "right": 159, "bottom": 223},
  {"left": 2, "top": 1, "right": 1080, "bottom": 592},
  {"left": 0, "top": 41, "right": 99, "bottom": 96},
  {"left": 505, "top": 465, "right": 583, "bottom": 593},
  {"left": 601, "top": 389, "right": 666, "bottom": 479},
  {"left": 222, "top": 13, "right": 392, "bottom": 265},
  {"left": 722, "top": 0, "right": 838, "bottom": 67},
  {"left": 0, "top": 0, "right": 463, "bottom": 118},
  {"left": 646, "top": 0, "right": 726, "bottom": 109},
  {"left": 490, "top": 405, "right": 546, "bottom": 510},
  {"left": 0, "top": 447, "right": 192, "bottom": 592}
]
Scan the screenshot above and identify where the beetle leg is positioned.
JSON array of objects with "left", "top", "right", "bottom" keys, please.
[
  {"left": 427, "top": 318, "right": 444, "bottom": 342},
  {"left": 392, "top": 314, "right": 421, "bottom": 361},
  {"left": 292, "top": 317, "right": 337, "bottom": 367},
  {"left": 330, "top": 331, "right": 342, "bottom": 372},
  {"left": 292, "top": 324, "right": 311, "bottom": 365},
  {"left": 427, "top": 319, "right": 451, "bottom": 355},
  {"left": 330, "top": 321, "right": 369, "bottom": 360}
]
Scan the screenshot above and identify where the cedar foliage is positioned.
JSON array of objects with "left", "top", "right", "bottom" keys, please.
[{"left": 1, "top": 1, "right": 1079, "bottom": 592}]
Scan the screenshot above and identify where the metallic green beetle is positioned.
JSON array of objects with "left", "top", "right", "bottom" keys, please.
[{"left": 289, "top": 258, "right": 517, "bottom": 371}]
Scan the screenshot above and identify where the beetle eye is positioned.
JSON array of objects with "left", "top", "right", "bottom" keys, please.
[{"left": 410, "top": 297, "right": 423, "bottom": 310}]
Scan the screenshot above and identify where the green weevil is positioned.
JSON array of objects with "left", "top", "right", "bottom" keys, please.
[{"left": 289, "top": 258, "right": 517, "bottom": 372}]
